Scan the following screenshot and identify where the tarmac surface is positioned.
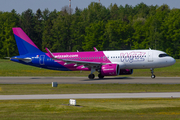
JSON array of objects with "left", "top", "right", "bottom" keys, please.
[
  {"left": 0, "top": 77, "right": 179, "bottom": 100},
  {"left": 0, "top": 77, "right": 179, "bottom": 84},
  {"left": 0, "top": 92, "right": 180, "bottom": 100}
]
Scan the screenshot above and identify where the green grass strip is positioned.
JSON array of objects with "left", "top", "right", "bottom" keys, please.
[
  {"left": 0, "top": 84, "right": 180, "bottom": 95},
  {"left": 0, "top": 98, "right": 180, "bottom": 120}
]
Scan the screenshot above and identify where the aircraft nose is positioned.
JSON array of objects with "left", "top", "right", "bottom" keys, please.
[{"left": 169, "top": 57, "right": 176, "bottom": 65}]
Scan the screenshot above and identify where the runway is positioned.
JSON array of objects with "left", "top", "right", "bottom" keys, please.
[
  {"left": 0, "top": 77, "right": 180, "bottom": 84},
  {"left": 0, "top": 92, "right": 179, "bottom": 100},
  {"left": 0, "top": 77, "right": 180, "bottom": 100}
]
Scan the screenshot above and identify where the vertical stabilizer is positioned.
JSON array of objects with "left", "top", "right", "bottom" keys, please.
[{"left": 12, "top": 27, "right": 42, "bottom": 55}]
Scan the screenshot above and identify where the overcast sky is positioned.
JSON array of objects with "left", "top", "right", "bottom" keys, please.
[{"left": 0, "top": 0, "right": 180, "bottom": 13}]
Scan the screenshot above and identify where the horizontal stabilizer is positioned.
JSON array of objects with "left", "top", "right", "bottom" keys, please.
[{"left": 10, "top": 57, "right": 32, "bottom": 63}]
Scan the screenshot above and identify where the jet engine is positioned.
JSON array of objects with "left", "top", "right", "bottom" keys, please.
[
  {"left": 101, "top": 64, "right": 120, "bottom": 76},
  {"left": 119, "top": 69, "right": 133, "bottom": 75}
]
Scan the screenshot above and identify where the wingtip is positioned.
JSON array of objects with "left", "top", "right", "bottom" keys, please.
[
  {"left": 45, "top": 47, "right": 49, "bottom": 51},
  {"left": 45, "top": 47, "right": 55, "bottom": 58},
  {"left": 93, "top": 47, "right": 98, "bottom": 52}
]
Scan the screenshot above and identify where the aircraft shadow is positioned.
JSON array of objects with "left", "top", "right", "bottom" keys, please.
[
  {"left": 30, "top": 77, "right": 54, "bottom": 79},
  {"left": 82, "top": 77, "right": 133, "bottom": 81}
]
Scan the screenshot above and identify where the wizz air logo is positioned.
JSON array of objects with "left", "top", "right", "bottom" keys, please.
[
  {"left": 55, "top": 54, "right": 78, "bottom": 58},
  {"left": 120, "top": 52, "right": 146, "bottom": 63}
]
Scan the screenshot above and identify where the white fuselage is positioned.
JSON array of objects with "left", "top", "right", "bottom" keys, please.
[{"left": 103, "top": 49, "right": 175, "bottom": 69}]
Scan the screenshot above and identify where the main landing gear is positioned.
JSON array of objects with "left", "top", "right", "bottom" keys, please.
[
  {"left": 88, "top": 67, "right": 96, "bottom": 79},
  {"left": 150, "top": 68, "right": 156, "bottom": 79},
  {"left": 88, "top": 74, "right": 95, "bottom": 79},
  {"left": 88, "top": 67, "right": 104, "bottom": 79},
  {"left": 88, "top": 74, "right": 104, "bottom": 79},
  {"left": 98, "top": 74, "right": 104, "bottom": 79}
]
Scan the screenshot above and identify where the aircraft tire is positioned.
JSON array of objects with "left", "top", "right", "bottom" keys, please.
[
  {"left": 151, "top": 75, "right": 156, "bottom": 79},
  {"left": 88, "top": 74, "right": 95, "bottom": 79},
  {"left": 98, "top": 74, "right": 104, "bottom": 79}
]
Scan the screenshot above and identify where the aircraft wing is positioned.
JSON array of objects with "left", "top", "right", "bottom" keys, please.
[{"left": 45, "top": 48, "right": 106, "bottom": 67}]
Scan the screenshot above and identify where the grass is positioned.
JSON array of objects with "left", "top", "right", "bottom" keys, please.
[
  {"left": 0, "top": 59, "right": 180, "bottom": 77},
  {"left": 0, "top": 98, "right": 180, "bottom": 120},
  {"left": 0, "top": 84, "right": 180, "bottom": 95}
]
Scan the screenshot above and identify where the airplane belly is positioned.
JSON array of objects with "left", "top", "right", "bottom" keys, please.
[{"left": 125, "top": 62, "right": 146, "bottom": 69}]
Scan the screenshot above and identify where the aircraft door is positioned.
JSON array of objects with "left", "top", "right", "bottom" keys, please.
[
  {"left": 39, "top": 55, "right": 45, "bottom": 65},
  {"left": 148, "top": 52, "right": 153, "bottom": 62}
]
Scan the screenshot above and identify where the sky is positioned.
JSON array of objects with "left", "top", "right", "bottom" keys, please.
[{"left": 0, "top": 0, "right": 180, "bottom": 14}]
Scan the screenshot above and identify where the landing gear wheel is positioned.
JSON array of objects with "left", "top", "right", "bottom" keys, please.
[
  {"left": 98, "top": 74, "right": 104, "bottom": 79},
  {"left": 150, "top": 68, "right": 156, "bottom": 79},
  {"left": 151, "top": 75, "right": 156, "bottom": 79},
  {"left": 88, "top": 74, "right": 95, "bottom": 79}
]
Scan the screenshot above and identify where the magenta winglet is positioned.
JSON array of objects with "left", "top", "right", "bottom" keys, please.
[
  {"left": 45, "top": 48, "right": 54, "bottom": 58},
  {"left": 12, "top": 27, "right": 38, "bottom": 49},
  {"left": 93, "top": 47, "right": 98, "bottom": 52}
]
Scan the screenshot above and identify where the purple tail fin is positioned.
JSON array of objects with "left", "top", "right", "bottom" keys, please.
[{"left": 12, "top": 27, "right": 42, "bottom": 55}]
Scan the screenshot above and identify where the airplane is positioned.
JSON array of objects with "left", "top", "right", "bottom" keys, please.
[{"left": 10, "top": 27, "right": 176, "bottom": 79}]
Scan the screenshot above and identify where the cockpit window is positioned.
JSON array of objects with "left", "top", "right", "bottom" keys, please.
[{"left": 159, "top": 54, "right": 169, "bottom": 57}]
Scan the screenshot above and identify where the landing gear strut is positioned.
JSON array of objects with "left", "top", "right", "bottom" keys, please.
[
  {"left": 88, "top": 66, "right": 104, "bottom": 79},
  {"left": 88, "top": 67, "right": 96, "bottom": 79},
  {"left": 150, "top": 68, "right": 155, "bottom": 79}
]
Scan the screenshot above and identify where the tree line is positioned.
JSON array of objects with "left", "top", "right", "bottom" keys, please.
[{"left": 0, "top": 2, "right": 180, "bottom": 59}]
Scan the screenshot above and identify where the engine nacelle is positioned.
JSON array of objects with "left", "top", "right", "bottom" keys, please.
[
  {"left": 119, "top": 69, "right": 133, "bottom": 75},
  {"left": 101, "top": 64, "right": 120, "bottom": 76}
]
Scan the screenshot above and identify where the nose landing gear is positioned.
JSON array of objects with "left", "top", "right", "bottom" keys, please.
[{"left": 150, "top": 68, "right": 155, "bottom": 79}]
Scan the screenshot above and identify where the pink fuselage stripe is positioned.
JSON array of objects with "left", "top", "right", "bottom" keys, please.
[
  {"left": 45, "top": 51, "right": 111, "bottom": 71},
  {"left": 13, "top": 28, "right": 39, "bottom": 49}
]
